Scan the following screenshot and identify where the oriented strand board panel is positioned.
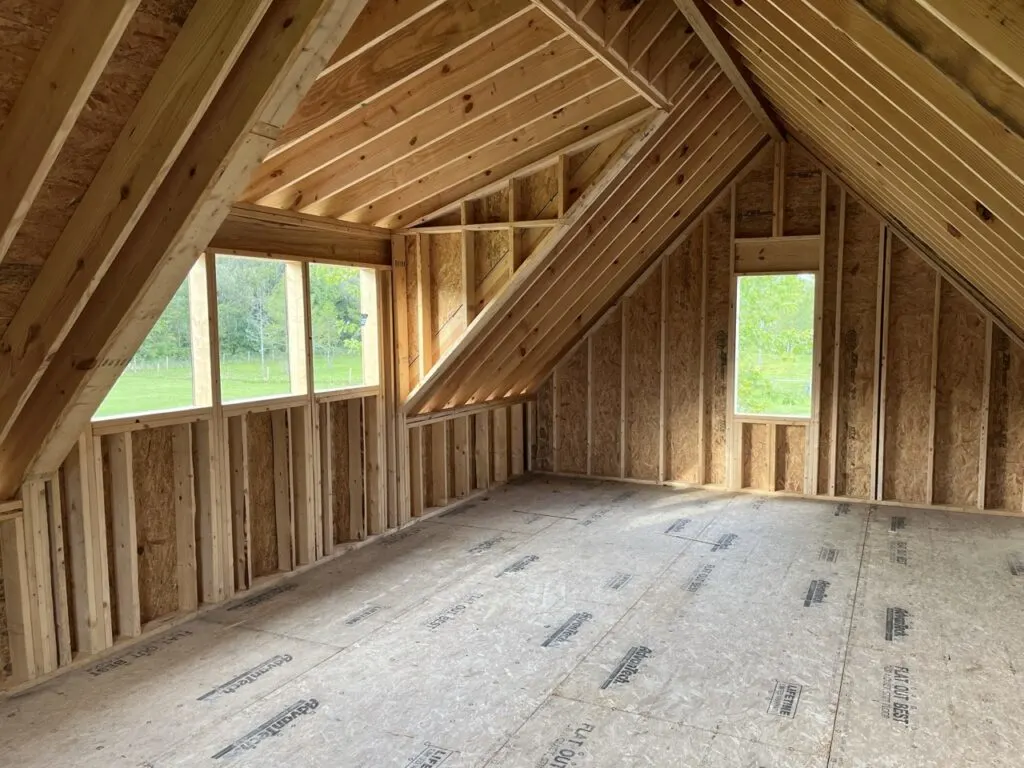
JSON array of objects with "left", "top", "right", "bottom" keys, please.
[
  {"left": 555, "top": 344, "right": 588, "bottom": 474},
  {"left": 473, "top": 231, "right": 510, "bottom": 312},
  {"left": 740, "top": 423, "right": 770, "bottom": 490},
  {"left": 817, "top": 181, "right": 842, "bottom": 495},
  {"left": 933, "top": 282, "right": 985, "bottom": 508},
  {"left": 776, "top": 425, "right": 806, "bottom": 493},
  {"left": 782, "top": 144, "right": 822, "bottom": 236},
  {"left": 468, "top": 187, "right": 508, "bottom": 224},
  {"left": 985, "top": 330, "right": 1024, "bottom": 512},
  {"left": 834, "top": 199, "right": 879, "bottom": 499},
  {"left": 625, "top": 269, "right": 662, "bottom": 481},
  {"left": 330, "top": 403, "right": 352, "bottom": 545},
  {"left": 591, "top": 307, "right": 623, "bottom": 478},
  {"left": 733, "top": 145, "right": 773, "bottom": 238},
  {"left": 665, "top": 230, "right": 705, "bottom": 484},
  {"left": 882, "top": 237, "right": 934, "bottom": 504},
  {"left": 430, "top": 233, "right": 463, "bottom": 357},
  {"left": 704, "top": 200, "right": 731, "bottom": 485},
  {"left": 535, "top": 376, "right": 554, "bottom": 473},
  {"left": 245, "top": 412, "right": 278, "bottom": 578},
  {"left": 132, "top": 427, "right": 178, "bottom": 625},
  {"left": 514, "top": 166, "right": 558, "bottom": 220}
]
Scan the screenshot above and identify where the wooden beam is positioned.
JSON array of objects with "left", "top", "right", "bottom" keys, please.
[
  {"left": 671, "top": 0, "right": 784, "bottom": 141},
  {"left": 227, "top": 415, "right": 251, "bottom": 590},
  {"left": 0, "top": 0, "right": 140, "bottom": 264},
  {"left": 733, "top": 235, "right": 821, "bottom": 273},
  {"left": 4, "top": 0, "right": 370, "bottom": 497},
  {"left": 346, "top": 398, "right": 365, "bottom": 540},
  {"left": 172, "top": 424, "right": 198, "bottom": 613},
  {"left": 45, "top": 477, "right": 72, "bottom": 666},
  {"left": 20, "top": 479, "right": 56, "bottom": 675},
  {"left": 399, "top": 220, "right": 563, "bottom": 235},
  {"left": 210, "top": 203, "right": 391, "bottom": 268},
  {"left": 0, "top": 515, "right": 36, "bottom": 681},
  {"left": 106, "top": 433, "right": 141, "bottom": 638},
  {"left": 531, "top": 0, "right": 669, "bottom": 108},
  {"left": 271, "top": 410, "right": 293, "bottom": 570},
  {"left": 0, "top": 0, "right": 273, "bottom": 448}
]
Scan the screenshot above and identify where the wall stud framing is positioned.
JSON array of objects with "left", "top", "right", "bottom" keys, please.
[
  {"left": 452, "top": 416, "right": 471, "bottom": 498},
  {"left": 925, "top": 273, "right": 942, "bottom": 505},
  {"left": 227, "top": 414, "right": 251, "bottom": 591},
  {"left": 347, "top": 398, "right": 365, "bottom": 540},
  {"left": 726, "top": 185, "right": 739, "bottom": 490},
  {"left": 658, "top": 257, "right": 669, "bottom": 483},
  {"left": 828, "top": 189, "right": 846, "bottom": 496},
  {"left": 21, "top": 478, "right": 56, "bottom": 674},
  {"left": 46, "top": 476, "right": 72, "bottom": 666},
  {"left": 493, "top": 407, "right": 509, "bottom": 485},
  {"left": 430, "top": 420, "right": 450, "bottom": 506},
  {"left": 363, "top": 396, "right": 385, "bottom": 535},
  {"left": 319, "top": 402, "right": 335, "bottom": 552},
  {"left": 0, "top": 514, "right": 36, "bottom": 681},
  {"left": 586, "top": 335, "right": 594, "bottom": 476},
  {"left": 290, "top": 405, "right": 316, "bottom": 563},
  {"left": 510, "top": 403, "right": 525, "bottom": 476},
  {"left": 270, "top": 410, "right": 293, "bottom": 572},
  {"left": 979, "top": 319, "right": 993, "bottom": 510},
  {"left": 474, "top": 412, "right": 491, "bottom": 490},
  {"left": 806, "top": 171, "right": 827, "bottom": 493},
  {"left": 106, "top": 432, "right": 140, "bottom": 639},
  {"left": 171, "top": 424, "right": 197, "bottom": 613},
  {"left": 872, "top": 225, "right": 892, "bottom": 502},
  {"left": 409, "top": 425, "right": 425, "bottom": 517}
]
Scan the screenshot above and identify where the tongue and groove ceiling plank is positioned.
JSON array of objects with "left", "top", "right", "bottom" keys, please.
[
  {"left": 0, "top": 0, "right": 370, "bottom": 495},
  {"left": 705, "top": 0, "right": 1024, "bottom": 341}
]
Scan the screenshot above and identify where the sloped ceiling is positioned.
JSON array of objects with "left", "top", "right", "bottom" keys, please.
[{"left": 703, "top": 0, "right": 1024, "bottom": 342}]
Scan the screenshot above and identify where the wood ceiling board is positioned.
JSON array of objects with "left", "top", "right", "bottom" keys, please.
[
  {"left": 672, "top": 0, "right": 783, "bottom": 141},
  {"left": 432, "top": 63, "right": 729, "bottom": 407},
  {"left": 626, "top": 0, "right": 678, "bottom": 68},
  {"left": 275, "top": 0, "right": 531, "bottom": 150},
  {"left": 2, "top": 0, "right": 369, "bottom": 494},
  {"left": 492, "top": 110, "right": 763, "bottom": 399},
  {"left": 0, "top": 0, "right": 272, "bottom": 448},
  {"left": 244, "top": 6, "right": 562, "bottom": 203},
  {"left": 0, "top": 0, "right": 140, "bottom": 264},
  {"left": 265, "top": 36, "right": 593, "bottom": 212},
  {"left": 341, "top": 82, "right": 645, "bottom": 226}
]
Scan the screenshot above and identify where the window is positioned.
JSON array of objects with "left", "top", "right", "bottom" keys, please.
[
  {"left": 96, "top": 280, "right": 194, "bottom": 418},
  {"left": 310, "top": 264, "right": 376, "bottom": 391},
  {"left": 734, "top": 273, "right": 815, "bottom": 418},
  {"left": 216, "top": 255, "right": 295, "bottom": 402}
]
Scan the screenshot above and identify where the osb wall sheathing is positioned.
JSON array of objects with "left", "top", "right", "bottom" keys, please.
[
  {"left": 555, "top": 345, "right": 587, "bottom": 474},
  {"left": 741, "top": 423, "right": 770, "bottom": 490},
  {"left": 776, "top": 425, "right": 806, "bottom": 493},
  {"left": 782, "top": 144, "right": 822, "bottom": 237},
  {"left": 430, "top": 234, "right": 463, "bottom": 359},
  {"left": 590, "top": 307, "right": 623, "bottom": 477},
  {"left": 535, "top": 376, "right": 554, "bottom": 473},
  {"left": 514, "top": 167, "right": 557, "bottom": 220},
  {"left": 0, "top": 0, "right": 195, "bottom": 336},
  {"left": 816, "top": 180, "right": 843, "bottom": 495},
  {"left": 704, "top": 196, "right": 731, "bottom": 485},
  {"left": 246, "top": 412, "right": 278, "bottom": 578},
  {"left": 986, "top": 330, "right": 1024, "bottom": 512},
  {"left": 733, "top": 146, "right": 773, "bottom": 238},
  {"left": 665, "top": 229, "right": 704, "bottom": 484},
  {"left": 882, "top": 236, "right": 934, "bottom": 505},
  {"left": 473, "top": 231, "right": 510, "bottom": 312},
  {"left": 132, "top": 427, "right": 178, "bottom": 625},
  {"left": 330, "top": 403, "right": 354, "bottom": 545},
  {"left": 834, "top": 197, "right": 879, "bottom": 500},
  {"left": 468, "top": 187, "right": 508, "bottom": 224},
  {"left": 625, "top": 269, "right": 662, "bottom": 482},
  {"left": 933, "top": 284, "right": 985, "bottom": 507}
]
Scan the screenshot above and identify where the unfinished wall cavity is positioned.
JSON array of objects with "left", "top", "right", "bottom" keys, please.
[{"left": 538, "top": 140, "right": 1024, "bottom": 516}]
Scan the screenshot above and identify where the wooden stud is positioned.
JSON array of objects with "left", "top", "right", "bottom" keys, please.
[
  {"left": 619, "top": 305, "right": 628, "bottom": 479},
  {"left": 0, "top": 516, "right": 37, "bottom": 681},
  {"left": 768, "top": 424, "right": 778, "bottom": 491},
  {"left": 430, "top": 421, "right": 450, "bottom": 506},
  {"left": 416, "top": 234, "right": 433, "bottom": 380},
  {"left": 46, "top": 476, "right": 72, "bottom": 666},
  {"left": 363, "top": 396, "right": 385, "bottom": 534},
  {"left": 511, "top": 403, "right": 525, "bottom": 476},
  {"left": 493, "top": 408, "right": 509, "bottom": 484},
  {"left": 227, "top": 415, "right": 251, "bottom": 591},
  {"left": 872, "top": 225, "right": 892, "bottom": 502},
  {"left": 63, "top": 434, "right": 112, "bottom": 654},
  {"left": 461, "top": 202, "right": 477, "bottom": 326},
  {"left": 527, "top": 400, "right": 537, "bottom": 471},
  {"left": 979, "top": 319, "right": 993, "bottom": 510},
  {"left": 452, "top": 416, "right": 471, "bottom": 498},
  {"left": 346, "top": 398, "right": 365, "bottom": 540},
  {"left": 806, "top": 171, "right": 827, "bottom": 494},
  {"left": 290, "top": 406, "right": 317, "bottom": 564},
  {"left": 271, "top": 410, "right": 293, "bottom": 571},
  {"left": 658, "top": 256, "right": 669, "bottom": 483},
  {"left": 828, "top": 189, "right": 846, "bottom": 496},
  {"left": 300, "top": 263, "right": 325, "bottom": 558},
  {"left": 285, "top": 263, "right": 309, "bottom": 395},
  {"left": 319, "top": 402, "right": 335, "bottom": 553},
  {"left": 698, "top": 214, "right": 709, "bottom": 485},
  {"left": 586, "top": 335, "right": 594, "bottom": 476},
  {"left": 192, "top": 420, "right": 224, "bottom": 605},
  {"left": 409, "top": 425, "right": 426, "bottom": 517},
  {"left": 552, "top": 365, "right": 561, "bottom": 472},
  {"left": 106, "top": 433, "right": 141, "bottom": 638},
  {"left": 377, "top": 270, "right": 400, "bottom": 529},
  {"left": 21, "top": 478, "right": 56, "bottom": 674},
  {"left": 0, "top": 0, "right": 140, "bottom": 264},
  {"left": 726, "top": 186, "right": 739, "bottom": 489},
  {"left": 172, "top": 424, "right": 198, "bottom": 613},
  {"left": 474, "top": 413, "right": 492, "bottom": 489},
  {"left": 393, "top": 236, "right": 412, "bottom": 401},
  {"left": 925, "top": 273, "right": 942, "bottom": 505},
  {"left": 557, "top": 154, "right": 571, "bottom": 218}
]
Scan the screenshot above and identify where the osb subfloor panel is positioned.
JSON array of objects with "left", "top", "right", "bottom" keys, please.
[{"left": 3, "top": 477, "right": 1024, "bottom": 767}]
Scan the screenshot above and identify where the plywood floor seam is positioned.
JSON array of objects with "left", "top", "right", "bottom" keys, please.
[{"left": 2, "top": 477, "right": 1022, "bottom": 767}]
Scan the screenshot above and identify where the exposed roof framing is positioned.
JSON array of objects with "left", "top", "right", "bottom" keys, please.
[
  {"left": 243, "top": 0, "right": 708, "bottom": 229},
  {"left": 405, "top": 60, "right": 769, "bottom": 413},
  {"left": 671, "top": 0, "right": 784, "bottom": 141},
  {"left": 704, "top": 0, "right": 1024, "bottom": 338},
  {"left": 0, "top": 0, "right": 369, "bottom": 496}
]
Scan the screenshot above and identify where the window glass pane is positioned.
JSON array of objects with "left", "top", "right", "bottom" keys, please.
[
  {"left": 310, "top": 263, "right": 367, "bottom": 391},
  {"left": 216, "top": 255, "right": 292, "bottom": 402},
  {"left": 96, "top": 280, "right": 193, "bottom": 418},
  {"left": 734, "top": 273, "right": 815, "bottom": 418}
]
